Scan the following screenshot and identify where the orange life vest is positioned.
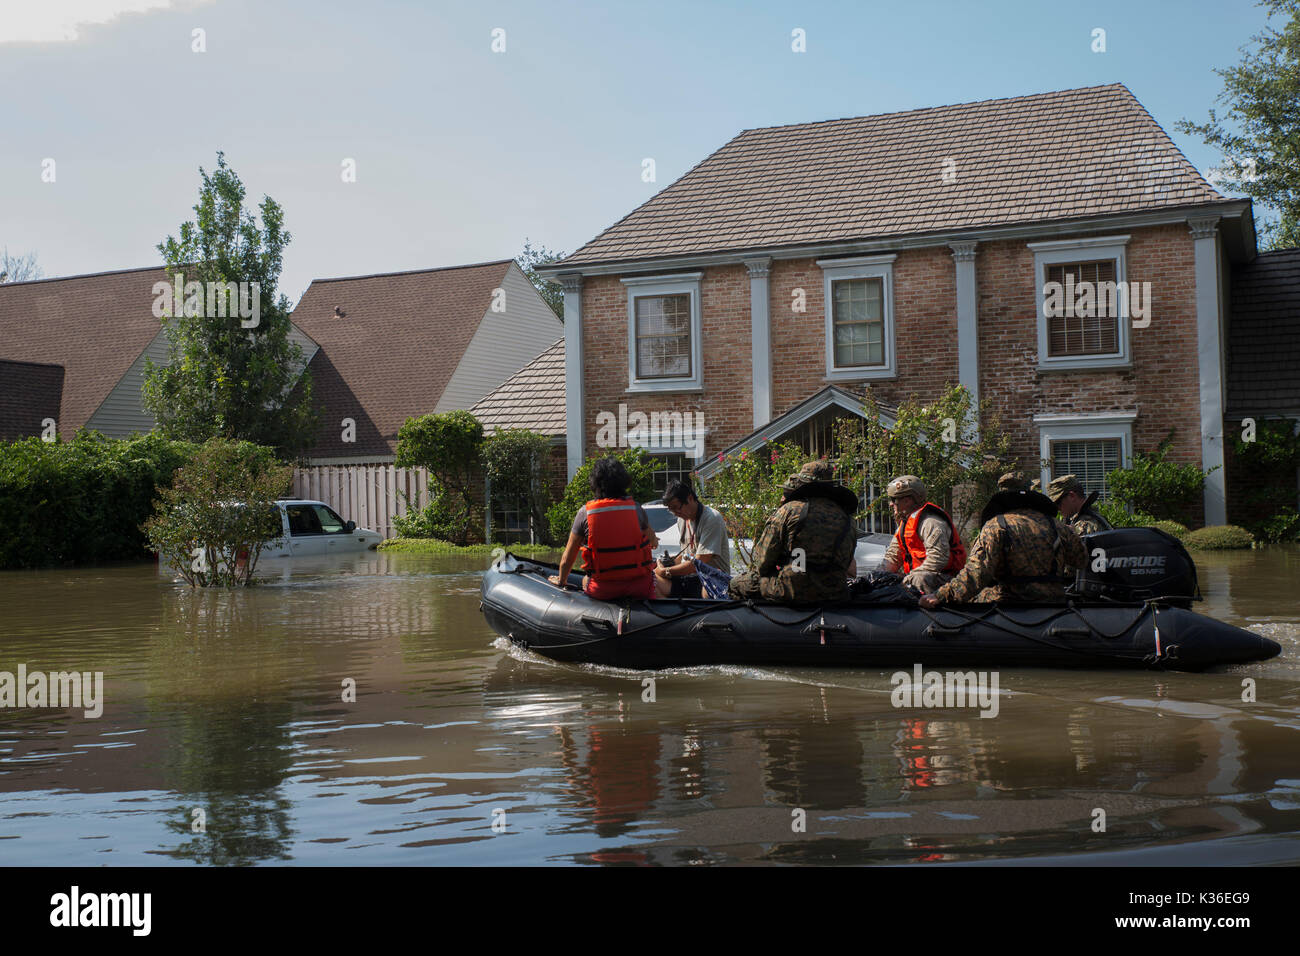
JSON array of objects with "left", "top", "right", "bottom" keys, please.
[
  {"left": 895, "top": 502, "right": 967, "bottom": 575},
  {"left": 581, "top": 498, "right": 653, "bottom": 584}
]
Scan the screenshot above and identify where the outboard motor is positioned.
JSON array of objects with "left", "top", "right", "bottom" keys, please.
[{"left": 1069, "top": 527, "right": 1200, "bottom": 607}]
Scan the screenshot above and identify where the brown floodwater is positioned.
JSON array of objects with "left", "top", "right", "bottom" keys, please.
[{"left": 0, "top": 546, "right": 1297, "bottom": 866}]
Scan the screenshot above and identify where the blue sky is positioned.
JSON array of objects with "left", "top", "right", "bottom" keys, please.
[{"left": 0, "top": 0, "right": 1268, "bottom": 304}]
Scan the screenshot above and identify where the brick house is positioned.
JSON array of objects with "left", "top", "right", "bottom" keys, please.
[{"left": 536, "top": 84, "right": 1259, "bottom": 526}]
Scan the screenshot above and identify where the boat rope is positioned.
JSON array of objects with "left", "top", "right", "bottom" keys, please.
[{"left": 916, "top": 603, "right": 1151, "bottom": 661}]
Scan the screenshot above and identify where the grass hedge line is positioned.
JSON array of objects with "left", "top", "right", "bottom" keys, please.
[{"left": 0, "top": 432, "right": 199, "bottom": 569}]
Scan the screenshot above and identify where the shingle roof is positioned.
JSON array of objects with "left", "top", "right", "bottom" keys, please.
[
  {"left": 0, "top": 267, "right": 168, "bottom": 434},
  {"left": 291, "top": 260, "right": 514, "bottom": 458},
  {"left": 1226, "top": 248, "right": 1300, "bottom": 416},
  {"left": 470, "top": 338, "right": 565, "bottom": 436},
  {"left": 558, "top": 84, "right": 1226, "bottom": 268},
  {"left": 0, "top": 358, "right": 65, "bottom": 441}
]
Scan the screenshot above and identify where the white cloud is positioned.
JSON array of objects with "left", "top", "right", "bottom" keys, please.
[{"left": 0, "top": 0, "right": 207, "bottom": 44}]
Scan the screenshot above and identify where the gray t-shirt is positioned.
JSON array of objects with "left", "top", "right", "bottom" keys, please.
[{"left": 678, "top": 503, "right": 731, "bottom": 574}]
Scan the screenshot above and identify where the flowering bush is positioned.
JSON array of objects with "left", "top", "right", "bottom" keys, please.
[{"left": 697, "top": 442, "right": 816, "bottom": 566}]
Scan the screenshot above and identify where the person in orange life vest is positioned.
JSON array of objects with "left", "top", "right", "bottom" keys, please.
[
  {"left": 880, "top": 475, "right": 967, "bottom": 593},
  {"left": 549, "top": 457, "right": 658, "bottom": 600}
]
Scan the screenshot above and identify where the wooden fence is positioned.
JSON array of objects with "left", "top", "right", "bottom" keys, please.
[{"left": 292, "top": 464, "right": 430, "bottom": 541}]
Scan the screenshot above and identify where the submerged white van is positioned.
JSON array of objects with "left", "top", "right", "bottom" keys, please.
[{"left": 258, "top": 500, "right": 381, "bottom": 558}]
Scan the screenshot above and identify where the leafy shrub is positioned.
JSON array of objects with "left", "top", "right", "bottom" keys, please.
[
  {"left": 1096, "top": 501, "right": 1157, "bottom": 529},
  {"left": 0, "top": 431, "right": 198, "bottom": 568},
  {"left": 395, "top": 410, "right": 483, "bottom": 545},
  {"left": 1250, "top": 506, "right": 1300, "bottom": 543},
  {"left": 832, "top": 383, "right": 1016, "bottom": 536},
  {"left": 1183, "top": 525, "right": 1255, "bottom": 550},
  {"left": 1151, "top": 519, "right": 1189, "bottom": 539},
  {"left": 482, "top": 428, "right": 555, "bottom": 545},
  {"left": 142, "top": 437, "right": 292, "bottom": 586},
  {"left": 699, "top": 442, "right": 814, "bottom": 567},
  {"left": 547, "top": 448, "right": 657, "bottom": 544},
  {"left": 392, "top": 485, "right": 466, "bottom": 540},
  {"left": 1105, "top": 433, "right": 1216, "bottom": 523}
]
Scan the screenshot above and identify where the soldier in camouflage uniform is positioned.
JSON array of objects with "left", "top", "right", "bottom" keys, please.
[
  {"left": 997, "top": 472, "right": 1029, "bottom": 493},
  {"left": 728, "top": 460, "right": 858, "bottom": 605},
  {"left": 918, "top": 487, "right": 1087, "bottom": 606},
  {"left": 1047, "top": 474, "right": 1112, "bottom": 536}
]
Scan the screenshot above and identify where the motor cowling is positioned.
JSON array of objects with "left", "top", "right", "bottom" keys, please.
[{"left": 1069, "top": 527, "right": 1200, "bottom": 607}]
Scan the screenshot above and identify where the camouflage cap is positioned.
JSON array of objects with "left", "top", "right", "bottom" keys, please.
[
  {"left": 886, "top": 475, "right": 926, "bottom": 501},
  {"left": 797, "top": 460, "right": 834, "bottom": 481},
  {"left": 997, "top": 471, "right": 1027, "bottom": 492},
  {"left": 1046, "top": 474, "right": 1084, "bottom": 503}
]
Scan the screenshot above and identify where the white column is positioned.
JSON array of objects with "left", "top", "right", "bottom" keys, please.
[
  {"left": 745, "top": 257, "right": 773, "bottom": 429},
  {"left": 1190, "top": 217, "right": 1227, "bottom": 526},
  {"left": 949, "top": 241, "right": 979, "bottom": 408},
  {"left": 561, "top": 273, "right": 584, "bottom": 478}
]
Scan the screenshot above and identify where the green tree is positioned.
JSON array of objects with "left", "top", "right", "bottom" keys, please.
[
  {"left": 142, "top": 437, "right": 292, "bottom": 587},
  {"left": 143, "top": 152, "right": 318, "bottom": 457},
  {"left": 1178, "top": 0, "right": 1300, "bottom": 249},
  {"left": 833, "top": 384, "right": 1015, "bottom": 535},
  {"left": 482, "top": 428, "right": 556, "bottom": 544},
  {"left": 394, "top": 410, "right": 484, "bottom": 545},
  {"left": 517, "top": 239, "right": 566, "bottom": 319},
  {"left": 547, "top": 448, "right": 657, "bottom": 544}
]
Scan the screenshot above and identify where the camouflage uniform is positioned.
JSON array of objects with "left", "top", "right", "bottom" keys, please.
[
  {"left": 728, "top": 461, "right": 857, "bottom": 605},
  {"left": 934, "top": 508, "right": 1086, "bottom": 604},
  {"left": 1069, "top": 506, "right": 1110, "bottom": 537}
]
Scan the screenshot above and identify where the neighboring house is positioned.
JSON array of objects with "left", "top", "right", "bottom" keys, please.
[
  {"left": 537, "top": 83, "right": 1260, "bottom": 526},
  {"left": 290, "top": 259, "right": 561, "bottom": 463},
  {"left": 0, "top": 266, "right": 318, "bottom": 441},
  {"left": 1223, "top": 247, "right": 1300, "bottom": 525}
]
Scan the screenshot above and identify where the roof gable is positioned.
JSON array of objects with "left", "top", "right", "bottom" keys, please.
[
  {"left": 470, "top": 337, "right": 565, "bottom": 436},
  {"left": 0, "top": 267, "right": 169, "bottom": 435},
  {"left": 291, "top": 259, "right": 514, "bottom": 458},
  {"left": 559, "top": 84, "right": 1225, "bottom": 268}
]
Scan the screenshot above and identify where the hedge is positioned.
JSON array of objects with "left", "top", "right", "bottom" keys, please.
[
  {"left": 0, "top": 431, "right": 199, "bottom": 568},
  {"left": 1182, "top": 525, "right": 1255, "bottom": 550}
]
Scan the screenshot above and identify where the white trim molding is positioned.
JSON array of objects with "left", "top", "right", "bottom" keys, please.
[
  {"left": 745, "top": 257, "right": 773, "bottom": 429},
  {"left": 1189, "top": 216, "right": 1227, "bottom": 525},
  {"left": 561, "top": 273, "right": 584, "bottom": 477},
  {"left": 817, "top": 254, "right": 897, "bottom": 381},
  {"left": 622, "top": 272, "right": 704, "bottom": 393},
  {"left": 1029, "top": 234, "right": 1132, "bottom": 371},
  {"left": 1033, "top": 411, "right": 1137, "bottom": 492},
  {"left": 950, "top": 241, "right": 980, "bottom": 410}
]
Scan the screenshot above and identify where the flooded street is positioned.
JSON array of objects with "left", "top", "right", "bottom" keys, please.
[{"left": 1, "top": 548, "right": 1298, "bottom": 866}]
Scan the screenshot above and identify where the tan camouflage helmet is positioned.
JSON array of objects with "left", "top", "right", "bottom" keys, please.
[
  {"left": 797, "top": 459, "right": 835, "bottom": 481},
  {"left": 886, "top": 475, "right": 927, "bottom": 501},
  {"left": 997, "top": 471, "right": 1027, "bottom": 492},
  {"left": 1046, "top": 474, "right": 1085, "bottom": 503}
]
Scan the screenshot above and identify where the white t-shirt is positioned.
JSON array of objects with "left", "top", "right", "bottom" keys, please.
[{"left": 677, "top": 503, "right": 731, "bottom": 574}]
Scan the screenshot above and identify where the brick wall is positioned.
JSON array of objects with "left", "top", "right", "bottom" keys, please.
[{"left": 580, "top": 223, "right": 1207, "bottom": 517}]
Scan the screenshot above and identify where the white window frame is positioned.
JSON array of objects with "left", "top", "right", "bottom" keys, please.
[
  {"left": 1028, "top": 235, "right": 1132, "bottom": 370},
  {"left": 817, "top": 254, "right": 897, "bottom": 381},
  {"left": 1034, "top": 412, "right": 1136, "bottom": 494},
  {"left": 623, "top": 272, "right": 703, "bottom": 392}
]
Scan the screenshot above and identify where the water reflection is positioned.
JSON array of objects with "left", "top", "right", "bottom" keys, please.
[{"left": 0, "top": 546, "right": 1296, "bottom": 865}]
